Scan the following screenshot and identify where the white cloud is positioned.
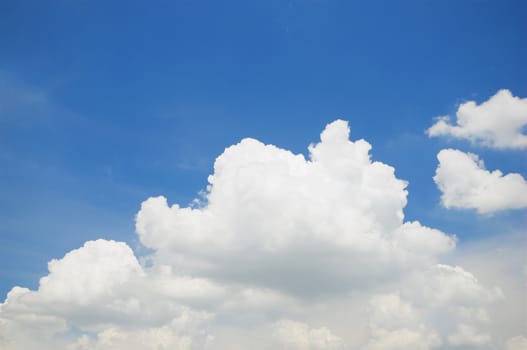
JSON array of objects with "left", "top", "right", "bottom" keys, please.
[
  {"left": 447, "top": 324, "right": 490, "bottom": 346},
  {"left": 37, "top": 240, "right": 142, "bottom": 305},
  {"left": 364, "top": 328, "right": 441, "bottom": 350},
  {"left": 449, "top": 231, "right": 527, "bottom": 349},
  {"left": 364, "top": 293, "right": 441, "bottom": 350},
  {"left": 271, "top": 320, "right": 343, "bottom": 350},
  {"left": 506, "top": 336, "right": 527, "bottom": 350},
  {"left": 427, "top": 89, "right": 527, "bottom": 149},
  {"left": 68, "top": 321, "right": 205, "bottom": 350},
  {"left": 362, "top": 266, "right": 501, "bottom": 350},
  {"left": 404, "top": 264, "right": 503, "bottom": 307},
  {"left": 136, "top": 120, "right": 454, "bottom": 296},
  {"left": 434, "top": 149, "right": 527, "bottom": 213},
  {"left": 0, "top": 239, "right": 216, "bottom": 349},
  {"left": 1, "top": 120, "right": 524, "bottom": 349}
]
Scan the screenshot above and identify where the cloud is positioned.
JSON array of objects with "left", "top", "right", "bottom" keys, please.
[
  {"left": 68, "top": 319, "right": 210, "bottom": 350},
  {"left": 136, "top": 120, "right": 454, "bottom": 296},
  {"left": 364, "top": 293, "right": 441, "bottom": 350},
  {"left": 506, "top": 336, "right": 527, "bottom": 350},
  {"left": 1, "top": 120, "right": 524, "bottom": 349},
  {"left": 271, "top": 320, "right": 343, "bottom": 350},
  {"left": 364, "top": 328, "right": 441, "bottom": 350},
  {"left": 449, "top": 231, "right": 527, "bottom": 349},
  {"left": 426, "top": 89, "right": 527, "bottom": 149},
  {"left": 447, "top": 324, "right": 490, "bottom": 346},
  {"left": 434, "top": 149, "right": 527, "bottom": 213}
]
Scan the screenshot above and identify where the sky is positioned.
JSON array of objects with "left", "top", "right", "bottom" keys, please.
[{"left": 0, "top": 1, "right": 526, "bottom": 349}]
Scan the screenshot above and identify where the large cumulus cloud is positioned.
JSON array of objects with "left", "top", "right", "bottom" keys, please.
[
  {"left": 136, "top": 120, "right": 454, "bottom": 295},
  {"left": 1, "top": 120, "right": 524, "bottom": 349}
]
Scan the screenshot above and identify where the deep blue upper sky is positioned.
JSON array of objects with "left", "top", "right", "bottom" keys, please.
[{"left": 1, "top": 0, "right": 526, "bottom": 297}]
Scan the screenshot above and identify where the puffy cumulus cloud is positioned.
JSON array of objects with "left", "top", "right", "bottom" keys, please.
[
  {"left": 137, "top": 120, "right": 409, "bottom": 255},
  {"left": 434, "top": 149, "right": 527, "bottom": 213},
  {"left": 427, "top": 89, "right": 527, "bottom": 149},
  {"left": 271, "top": 320, "right": 343, "bottom": 350},
  {"left": 0, "top": 240, "right": 143, "bottom": 333},
  {"left": 1, "top": 120, "right": 524, "bottom": 349},
  {"left": 136, "top": 120, "right": 454, "bottom": 296},
  {"left": 0, "top": 239, "right": 215, "bottom": 350},
  {"left": 38, "top": 240, "right": 142, "bottom": 305}
]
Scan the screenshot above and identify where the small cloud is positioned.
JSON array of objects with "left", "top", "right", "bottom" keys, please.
[
  {"left": 434, "top": 149, "right": 527, "bottom": 214},
  {"left": 427, "top": 89, "right": 527, "bottom": 150}
]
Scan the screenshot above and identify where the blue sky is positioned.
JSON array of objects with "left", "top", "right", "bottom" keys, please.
[{"left": 0, "top": 1, "right": 526, "bottom": 348}]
